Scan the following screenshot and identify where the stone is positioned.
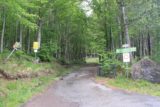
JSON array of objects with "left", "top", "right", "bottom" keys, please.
[
  {"left": 131, "top": 58, "right": 160, "bottom": 83},
  {"left": 0, "top": 74, "right": 3, "bottom": 78}
]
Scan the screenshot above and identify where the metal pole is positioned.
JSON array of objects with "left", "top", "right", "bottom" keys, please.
[
  {"left": 6, "top": 48, "right": 16, "bottom": 60},
  {"left": 126, "top": 62, "right": 129, "bottom": 78},
  {"left": 35, "top": 52, "right": 37, "bottom": 61}
]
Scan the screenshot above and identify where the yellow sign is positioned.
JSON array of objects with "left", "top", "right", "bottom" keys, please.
[{"left": 33, "top": 42, "right": 39, "bottom": 50}]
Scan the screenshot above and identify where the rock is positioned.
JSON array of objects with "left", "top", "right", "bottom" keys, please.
[
  {"left": 0, "top": 74, "right": 3, "bottom": 78},
  {"left": 131, "top": 58, "right": 160, "bottom": 83}
]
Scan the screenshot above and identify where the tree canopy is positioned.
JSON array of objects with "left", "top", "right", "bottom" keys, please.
[{"left": 0, "top": 0, "right": 160, "bottom": 63}]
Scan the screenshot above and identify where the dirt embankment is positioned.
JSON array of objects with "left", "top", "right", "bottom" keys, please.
[{"left": 0, "top": 69, "right": 53, "bottom": 80}]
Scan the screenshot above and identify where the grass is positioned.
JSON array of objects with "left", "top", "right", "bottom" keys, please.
[
  {"left": 85, "top": 57, "right": 99, "bottom": 64},
  {"left": 0, "top": 75, "right": 58, "bottom": 107},
  {"left": 0, "top": 60, "right": 54, "bottom": 74},
  {"left": 0, "top": 53, "right": 79, "bottom": 107},
  {"left": 96, "top": 76, "right": 160, "bottom": 97},
  {"left": 0, "top": 63, "right": 76, "bottom": 107}
]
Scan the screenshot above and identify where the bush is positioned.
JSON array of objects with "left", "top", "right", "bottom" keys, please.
[
  {"left": 14, "top": 50, "right": 25, "bottom": 58},
  {"left": 38, "top": 43, "right": 57, "bottom": 62},
  {"left": 99, "top": 52, "right": 124, "bottom": 77},
  {"left": 14, "top": 50, "right": 33, "bottom": 61},
  {"left": 0, "top": 49, "right": 33, "bottom": 62},
  {"left": 0, "top": 49, "right": 10, "bottom": 60},
  {"left": 38, "top": 49, "right": 52, "bottom": 62}
]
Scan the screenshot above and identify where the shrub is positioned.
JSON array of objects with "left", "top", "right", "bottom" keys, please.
[
  {"left": 0, "top": 49, "right": 33, "bottom": 62},
  {"left": 14, "top": 50, "right": 33, "bottom": 61},
  {"left": 38, "top": 43, "right": 57, "bottom": 62},
  {"left": 14, "top": 50, "right": 25, "bottom": 58},
  {"left": 99, "top": 52, "right": 124, "bottom": 77},
  {"left": 38, "top": 49, "right": 52, "bottom": 62}
]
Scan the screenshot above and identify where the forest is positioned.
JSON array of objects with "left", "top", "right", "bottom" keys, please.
[
  {"left": 0, "top": 0, "right": 160, "bottom": 63},
  {"left": 1, "top": 0, "right": 160, "bottom": 81},
  {"left": 1, "top": 0, "right": 160, "bottom": 107}
]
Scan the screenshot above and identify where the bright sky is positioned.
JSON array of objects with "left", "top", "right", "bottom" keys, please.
[{"left": 81, "top": 0, "right": 93, "bottom": 17}]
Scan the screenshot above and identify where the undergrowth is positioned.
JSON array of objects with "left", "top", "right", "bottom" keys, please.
[{"left": 0, "top": 50, "right": 78, "bottom": 107}]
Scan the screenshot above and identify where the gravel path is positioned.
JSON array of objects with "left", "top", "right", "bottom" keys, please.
[{"left": 22, "top": 66, "right": 160, "bottom": 107}]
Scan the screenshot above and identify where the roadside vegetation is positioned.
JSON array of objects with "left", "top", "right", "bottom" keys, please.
[
  {"left": 96, "top": 76, "right": 160, "bottom": 97},
  {"left": 0, "top": 74, "right": 57, "bottom": 107},
  {"left": 0, "top": 51, "right": 78, "bottom": 107},
  {"left": 86, "top": 57, "right": 160, "bottom": 97}
]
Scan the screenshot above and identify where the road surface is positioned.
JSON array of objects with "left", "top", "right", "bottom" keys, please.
[{"left": 22, "top": 66, "right": 160, "bottom": 107}]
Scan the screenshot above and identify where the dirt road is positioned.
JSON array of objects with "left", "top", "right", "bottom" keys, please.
[{"left": 22, "top": 66, "right": 160, "bottom": 107}]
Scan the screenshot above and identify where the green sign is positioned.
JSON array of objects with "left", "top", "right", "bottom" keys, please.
[{"left": 116, "top": 47, "right": 136, "bottom": 53}]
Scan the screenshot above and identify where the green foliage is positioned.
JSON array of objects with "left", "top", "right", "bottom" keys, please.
[
  {"left": 100, "top": 52, "right": 123, "bottom": 77},
  {"left": 151, "top": 43, "right": 160, "bottom": 63},
  {"left": 38, "top": 43, "right": 57, "bottom": 62},
  {"left": 38, "top": 49, "right": 52, "bottom": 62},
  {"left": 0, "top": 51, "right": 54, "bottom": 74},
  {"left": 0, "top": 50, "right": 33, "bottom": 62},
  {"left": 13, "top": 50, "right": 32, "bottom": 61},
  {"left": 3, "top": 0, "right": 38, "bottom": 29},
  {"left": 6, "top": 82, "right": 17, "bottom": 90},
  {"left": 0, "top": 0, "right": 90, "bottom": 64},
  {"left": 0, "top": 76, "right": 56, "bottom": 107},
  {"left": 105, "top": 76, "right": 160, "bottom": 96},
  {"left": 14, "top": 50, "right": 26, "bottom": 58},
  {"left": 0, "top": 62, "right": 77, "bottom": 107},
  {"left": 0, "top": 49, "right": 10, "bottom": 60},
  {"left": 86, "top": 57, "right": 99, "bottom": 64}
]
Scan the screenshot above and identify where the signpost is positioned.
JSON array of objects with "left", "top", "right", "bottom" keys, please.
[
  {"left": 116, "top": 44, "right": 136, "bottom": 78},
  {"left": 6, "top": 42, "right": 21, "bottom": 61},
  {"left": 116, "top": 47, "right": 136, "bottom": 54},
  {"left": 33, "top": 42, "right": 39, "bottom": 61},
  {"left": 13, "top": 42, "right": 21, "bottom": 50},
  {"left": 33, "top": 42, "right": 39, "bottom": 50}
]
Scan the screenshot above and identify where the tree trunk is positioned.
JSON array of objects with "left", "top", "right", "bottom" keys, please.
[
  {"left": 147, "top": 31, "right": 151, "bottom": 56},
  {"left": 110, "top": 26, "right": 115, "bottom": 50},
  {"left": 19, "top": 24, "right": 23, "bottom": 50},
  {"left": 1, "top": 9, "right": 6, "bottom": 53},
  {"left": 37, "top": 20, "right": 42, "bottom": 48},
  {"left": 121, "top": 1, "right": 131, "bottom": 46},
  {"left": 117, "top": 16, "right": 123, "bottom": 48},
  {"left": 142, "top": 33, "right": 144, "bottom": 57},
  {"left": 27, "top": 28, "right": 31, "bottom": 53}
]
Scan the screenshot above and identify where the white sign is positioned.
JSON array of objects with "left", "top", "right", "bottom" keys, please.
[
  {"left": 123, "top": 53, "right": 130, "bottom": 62},
  {"left": 34, "top": 50, "right": 38, "bottom": 53},
  {"left": 122, "top": 44, "right": 130, "bottom": 48},
  {"left": 13, "top": 42, "right": 21, "bottom": 49}
]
